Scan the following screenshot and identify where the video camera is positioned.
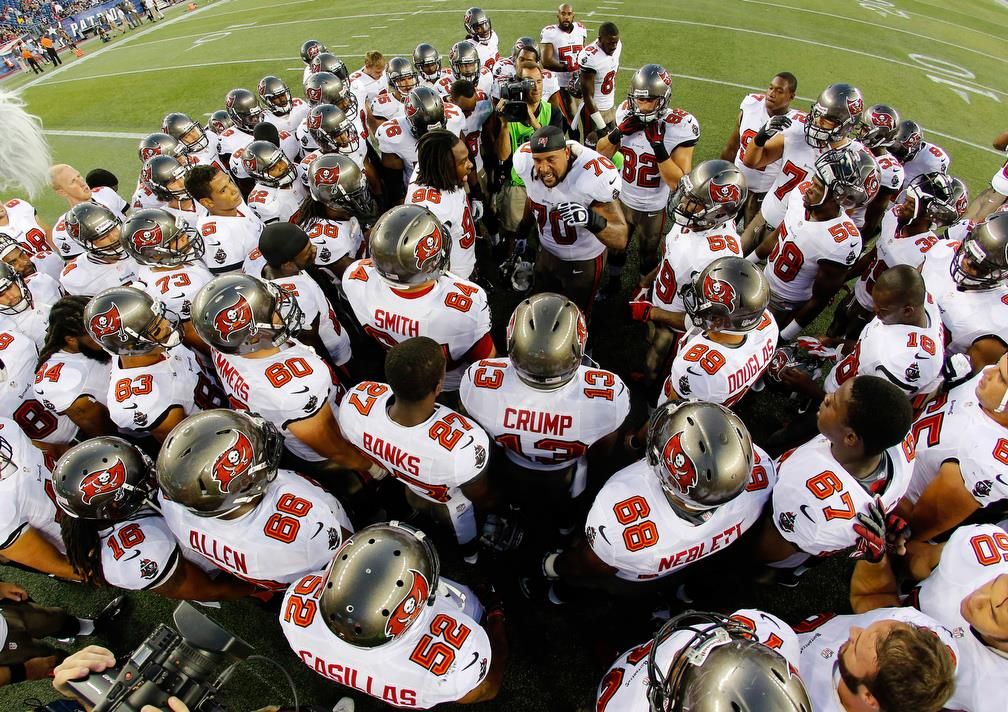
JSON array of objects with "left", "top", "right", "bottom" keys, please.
[
  {"left": 499, "top": 78, "right": 536, "bottom": 122},
  {"left": 66, "top": 602, "right": 254, "bottom": 712}
]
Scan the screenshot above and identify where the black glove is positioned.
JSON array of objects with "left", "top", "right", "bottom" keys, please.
[
  {"left": 556, "top": 201, "right": 607, "bottom": 234},
  {"left": 851, "top": 495, "right": 908, "bottom": 563},
  {"left": 754, "top": 115, "right": 792, "bottom": 147}
]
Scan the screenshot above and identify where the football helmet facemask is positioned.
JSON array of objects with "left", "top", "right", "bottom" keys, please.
[
  {"left": 804, "top": 83, "right": 864, "bottom": 149},
  {"left": 853, "top": 103, "right": 900, "bottom": 149},
  {"left": 121, "top": 207, "right": 204, "bottom": 266},
  {"left": 413, "top": 43, "right": 442, "bottom": 83},
  {"left": 141, "top": 155, "right": 192, "bottom": 203},
  {"left": 66, "top": 202, "right": 124, "bottom": 260},
  {"left": 627, "top": 64, "right": 673, "bottom": 124},
  {"left": 683, "top": 256, "right": 770, "bottom": 333},
  {"left": 258, "top": 75, "right": 293, "bottom": 116},
  {"left": 668, "top": 160, "right": 747, "bottom": 230},
  {"left": 888, "top": 120, "right": 924, "bottom": 163},
  {"left": 225, "top": 88, "right": 264, "bottom": 133},
  {"left": 162, "top": 112, "right": 209, "bottom": 153},
  {"left": 138, "top": 132, "right": 186, "bottom": 163},
  {"left": 307, "top": 153, "right": 376, "bottom": 219},
  {"left": 449, "top": 41, "right": 481, "bottom": 82},
  {"left": 812, "top": 146, "right": 881, "bottom": 209},
  {"left": 464, "top": 7, "right": 492, "bottom": 42},
  {"left": 85, "top": 286, "right": 183, "bottom": 355},
  {"left": 0, "top": 262, "right": 30, "bottom": 314},
  {"left": 191, "top": 274, "right": 305, "bottom": 355},
  {"left": 950, "top": 211, "right": 1008, "bottom": 291},
  {"left": 242, "top": 140, "right": 298, "bottom": 188}
]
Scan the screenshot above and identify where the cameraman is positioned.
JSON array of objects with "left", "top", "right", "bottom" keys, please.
[{"left": 493, "top": 60, "right": 563, "bottom": 244}]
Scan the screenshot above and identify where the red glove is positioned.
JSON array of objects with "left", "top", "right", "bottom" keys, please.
[
  {"left": 629, "top": 284, "right": 649, "bottom": 302},
  {"left": 629, "top": 300, "right": 652, "bottom": 322},
  {"left": 644, "top": 120, "right": 666, "bottom": 146},
  {"left": 851, "top": 496, "right": 893, "bottom": 563},
  {"left": 617, "top": 114, "right": 645, "bottom": 136}
]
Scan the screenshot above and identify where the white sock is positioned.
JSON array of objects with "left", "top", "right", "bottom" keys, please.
[{"left": 77, "top": 618, "right": 95, "bottom": 636}]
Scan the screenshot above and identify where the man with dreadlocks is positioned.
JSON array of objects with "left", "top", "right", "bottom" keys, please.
[
  {"left": 33, "top": 296, "right": 117, "bottom": 444},
  {"left": 406, "top": 129, "right": 479, "bottom": 279}
]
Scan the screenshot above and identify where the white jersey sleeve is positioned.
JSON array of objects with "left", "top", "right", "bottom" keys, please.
[
  {"left": 100, "top": 511, "right": 182, "bottom": 591},
  {"left": 270, "top": 274, "right": 352, "bottom": 366},
  {"left": 198, "top": 210, "right": 263, "bottom": 273},
  {"left": 33, "top": 352, "right": 109, "bottom": 414}
]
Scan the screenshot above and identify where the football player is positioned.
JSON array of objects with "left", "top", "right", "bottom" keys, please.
[
  {"left": 597, "top": 64, "right": 700, "bottom": 295},
  {"left": 0, "top": 256, "right": 63, "bottom": 348},
  {"left": 406, "top": 129, "right": 478, "bottom": 279},
  {"left": 52, "top": 438, "right": 254, "bottom": 599},
  {"left": 280, "top": 522, "right": 505, "bottom": 706},
  {"left": 574, "top": 22, "right": 621, "bottom": 144},
  {"left": 488, "top": 38, "right": 559, "bottom": 105},
  {"left": 0, "top": 328, "right": 73, "bottom": 450},
  {"left": 348, "top": 50, "right": 388, "bottom": 107},
  {"left": 462, "top": 6, "right": 500, "bottom": 70},
  {"left": 920, "top": 212, "right": 1008, "bottom": 368},
  {"left": 848, "top": 104, "right": 904, "bottom": 239},
  {"left": 413, "top": 43, "right": 444, "bottom": 91},
  {"left": 888, "top": 119, "right": 950, "bottom": 189},
  {"left": 84, "top": 287, "right": 210, "bottom": 441},
  {"left": 138, "top": 155, "right": 206, "bottom": 231},
  {"left": 630, "top": 160, "right": 745, "bottom": 398},
  {"left": 0, "top": 228, "right": 64, "bottom": 282},
  {"left": 543, "top": 401, "right": 772, "bottom": 588},
  {"left": 512, "top": 125, "right": 627, "bottom": 318},
  {"left": 192, "top": 274, "right": 373, "bottom": 475},
  {"left": 0, "top": 197, "right": 53, "bottom": 261},
  {"left": 49, "top": 163, "right": 128, "bottom": 260},
  {"left": 122, "top": 208, "right": 214, "bottom": 355},
  {"left": 756, "top": 146, "right": 879, "bottom": 343},
  {"left": 438, "top": 41, "right": 493, "bottom": 99},
  {"left": 795, "top": 607, "right": 955, "bottom": 712},
  {"left": 340, "top": 338, "right": 493, "bottom": 554},
  {"left": 366, "top": 57, "right": 416, "bottom": 139},
  {"left": 837, "top": 171, "right": 967, "bottom": 340},
  {"left": 300, "top": 103, "right": 376, "bottom": 191},
  {"left": 302, "top": 153, "right": 372, "bottom": 286},
  {"left": 156, "top": 409, "right": 353, "bottom": 590},
  {"left": 297, "top": 75, "right": 363, "bottom": 155},
  {"left": 342, "top": 205, "right": 495, "bottom": 394},
  {"left": 540, "top": 3, "right": 587, "bottom": 127},
  {"left": 449, "top": 79, "right": 494, "bottom": 185},
  {"left": 595, "top": 612, "right": 811, "bottom": 712},
  {"left": 162, "top": 111, "right": 224, "bottom": 172},
  {"left": 659, "top": 257, "right": 778, "bottom": 405},
  {"left": 242, "top": 140, "right": 308, "bottom": 225},
  {"left": 742, "top": 83, "right": 864, "bottom": 250},
  {"left": 903, "top": 354, "right": 1008, "bottom": 541},
  {"left": 378, "top": 86, "right": 466, "bottom": 195},
  {"left": 460, "top": 293, "right": 628, "bottom": 534},
  {"left": 308, "top": 52, "right": 350, "bottom": 86},
  {"left": 299, "top": 39, "right": 329, "bottom": 82},
  {"left": 755, "top": 375, "right": 914, "bottom": 569},
  {"left": 851, "top": 524, "right": 1007, "bottom": 712},
  {"left": 34, "top": 296, "right": 116, "bottom": 441},
  {"left": 58, "top": 202, "right": 138, "bottom": 297},
  {"left": 217, "top": 88, "right": 265, "bottom": 171},
  {"left": 186, "top": 164, "right": 264, "bottom": 275},
  {"left": 258, "top": 75, "right": 309, "bottom": 135},
  {"left": 0, "top": 416, "right": 79, "bottom": 579},
  {"left": 130, "top": 134, "right": 187, "bottom": 212}
]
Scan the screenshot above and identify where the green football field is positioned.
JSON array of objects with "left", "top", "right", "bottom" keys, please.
[{"left": 1, "top": 0, "right": 1007, "bottom": 709}]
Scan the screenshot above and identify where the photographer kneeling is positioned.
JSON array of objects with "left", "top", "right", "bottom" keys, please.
[{"left": 494, "top": 61, "right": 564, "bottom": 246}]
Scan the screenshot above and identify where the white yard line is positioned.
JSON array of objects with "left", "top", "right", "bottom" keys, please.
[
  {"left": 35, "top": 57, "right": 300, "bottom": 86},
  {"left": 43, "top": 129, "right": 147, "bottom": 139}
]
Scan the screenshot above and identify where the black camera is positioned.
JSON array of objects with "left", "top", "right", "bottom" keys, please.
[
  {"left": 66, "top": 602, "right": 254, "bottom": 712},
  {"left": 499, "top": 78, "right": 535, "bottom": 122}
]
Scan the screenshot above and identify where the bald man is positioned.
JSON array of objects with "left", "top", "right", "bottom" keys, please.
[
  {"left": 540, "top": 4, "right": 587, "bottom": 132},
  {"left": 48, "top": 164, "right": 127, "bottom": 259}
]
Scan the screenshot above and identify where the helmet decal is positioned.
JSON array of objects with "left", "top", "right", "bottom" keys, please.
[
  {"left": 89, "top": 303, "right": 125, "bottom": 340},
  {"left": 385, "top": 568, "right": 430, "bottom": 638},
  {"left": 66, "top": 218, "right": 81, "bottom": 239},
  {"left": 243, "top": 155, "right": 258, "bottom": 175},
  {"left": 79, "top": 458, "right": 127, "bottom": 505},
  {"left": 871, "top": 109, "right": 894, "bottom": 129},
  {"left": 846, "top": 95, "right": 863, "bottom": 117},
  {"left": 130, "top": 224, "right": 163, "bottom": 250},
  {"left": 315, "top": 165, "right": 340, "bottom": 186},
  {"left": 575, "top": 312, "right": 588, "bottom": 347},
  {"left": 211, "top": 430, "right": 255, "bottom": 492},
  {"left": 212, "top": 292, "right": 255, "bottom": 340},
  {"left": 306, "top": 87, "right": 322, "bottom": 104},
  {"left": 414, "top": 224, "right": 444, "bottom": 270},
  {"left": 709, "top": 181, "right": 741, "bottom": 205},
  {"left": 140, "top": 146, "right": 163, "bottom": 161},
  {"left": 702, "top": 273, "right": 737, "bottom": 311},
  {"left": 662, "top": 432, "right": 698, "bottom": 494},
  {"left": 863, "top": 171, "right": 880, "bottom": 200}
]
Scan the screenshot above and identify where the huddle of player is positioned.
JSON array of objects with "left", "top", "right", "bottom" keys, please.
[{"left": 1, "top": 2, "right": 1008, "bottom": 710}]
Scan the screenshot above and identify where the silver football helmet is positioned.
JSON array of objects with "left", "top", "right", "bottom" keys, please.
[
  {"left": 507, "top": 292, "right": 587, "bottom": 390},
  {"left": 162, "top": 112, "right": 210, "bottom": 153},
  {"left": 463, "top": 7, "right": 492, "bottom": 42},
  {"left": 84, "top": 286, "right": 182, "bottom": 355},
  {"left": 386, "top": 56, "right": 420, "bottom": 96},
  {"left": 191, "top": 274, "right": 304, "bottom": 355},
  {"left": 65, "top": 202, "right": 124, "bottom": 260},
  {"left": 413, "top": 43, "right": 442, "bottom": 83},
  {"left": 368, "top": 205, "right": 450, "bottom": 288},
  {"left": 121, "top": 207, "right": 204, "bottom": 266},
  {"left": 853, "top": 103, "right": 900, "bottom": 149},
  {"left": 307, "top": 153, "right": 376, "bottom": 219},
  {"left": 950, "top": 211, "right": 1008, "bottom": 290},
  {"left": 309, "top": 52, "right": 350, "bottom": 82},
  {"left": 307, "top": 104, "right": 361, "bottom": 156},
  {"left": 683, "top": 257, "right": 770, "bottom": 333},
  {"left": 449, "top": 41, "right": 481, "bottom": 82},
  {"left": 53, "top": 437, "right": 155, "bottom": 521},
  {"left": 208, "top": 110, "right": 234, "bottom": 135},
  {"left": 812, "top": 146, "right": 881, "bottom": 209},
  {"left": 668, "top": 160, "right": 747, "bottom": 230},
  {"left": 405, "top": 86, "right": 446, "bottom": 139},
  {"left": 0, "top": 262, "right": 30, "bottom": 314},
  {"left": 138, "top": 132, "right": 186, "bottom": 163},
  {"left": 627, "top": 64, "right": 673, "bottom": 123},
  {"left": 141, "top": 155, "right": 191, "bottom": 202},
  {"left": 224, "top": 88, "right": 264, "bottom": 133},
  {"left": 905, "top": 172, "right": 968, "bottom": 227},
  {"left": 888, "top": 120, "right": 924, "bottom": 163},
  {"left": 258, "top": 75, "right": 293, "bottom": 116},
  {"left": 242, "top": 140, "right": 297, "bottom": 188},
  {"left": 300, "top": 39, "right": 327, "bottom": 65},
  {"left": 303, "top": 71, "right": 344, "bottom": 108},
  {"left": 804, "top": 83, "right": 864, "bottom": 149},
  {"left": 646, "top": 401, "right": 754, "bottom": 512},
  {"left": 156, "top": 409, "right": 283, "bottom": 518}
]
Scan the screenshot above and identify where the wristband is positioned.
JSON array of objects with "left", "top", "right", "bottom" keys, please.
[
  {"left": 586, "top": 210, "right": 607, "bottom": 235},
  {"left": 591, "top": 111, "right": 606, "bottom": 131},
  {"left": 606, "top": 128, "right": 622, "bottom": 146},
  {"left": 651, "top": 141, "right": 670, "bottom": 162},
  {"left": 780, "top": 320, "right": 802, "bottom": 341},
  {"left": 8, "top": 663, "right": 25, "bottom": 683},
  {"left": 745, "top": 251, "right": 762, "bottom": 263}
]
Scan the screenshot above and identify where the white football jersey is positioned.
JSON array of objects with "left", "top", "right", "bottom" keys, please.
[
  {"left": 438, "top": 67, "right": 494, "bottom": 100},
  {"left": 339, "top": 381, "right": 489, "bottom": 504},
  {"left": 266, "top": 273, "right": 352, "bottom": 366},
  {"left": 0, "top": 273, "right": 62, "bottom": 348},
  {"left": 130, "top": 181, "right": 167, "bottom": 211},
  {"left": 455, "top": 94, "right": 493, "bottom": 174},
  {"left": 771, "top": 433, "right": 914, "bottom": 556},
  {"left": 34, "top": 350, "right": 110, "bottom": 423},
  {"left": 614, "top": 102, "right": 701, "bottom": 211},
  {"left": 759, "top": 120, "right": 835, "bottom": 229},
  {"left": 586, "top": 450, "right": 775, "bottom": 581},
  {"left": 513, "top": 142, "right": 622, "bottom": 261},
  {"left": 0, "top": 329, "right": 73, "bottom": 443},
  {"left": 853, "top": 207, "right": 940, "bottom": 310},
  {"left": 0, "top": 198, "right": 51, "bottom": 256},
  {"left": 198, "top": 209, "right": 264, "bottom": 274},
  {"left": 349, "top": 68, "right": 388, "bottom": 106},
  {"left": 163, "top": 201, "right": 208, "bottom": 234},
  {"left": 734, "top": 96, "right": 806, "bottom": 194},
  {"left": 301, "top": 214, "right": 365, "bottom": 269},
  {"left": 916, "top": 524, "right": 1008, "bottom": 712},
  {"left": 406, "top": 183, "right": 477, "bottom": 279},
  {"left": 59, "top": 255, "right": 138, "bottom": 297},
  {"left": 51, "top": 210, "right": 84, "bottom": 259},
  {"left": 369, "top": 89, "right": 406, "bottom": 124},
  {"left": 99, "top": 508, "right": 182, "bottom": 591},
  {"left": 461, "top": 359, "right": 629, "bottom": 475},
  {"left": 265, "top": 98, "right": 310, "bottom": 135},
  {"left": 0, "top": 417, "right": 62, "bottom": 552},
  {"left": 295, "top": 116, "right": 320, "bottom": 153},
  {"left": 662, "top": 312, "right": 778, "bottom": 406},
  {"left": 469, "top": 29, "right": 500, "bottom": 70},
  {"left": 540, "top": 21, "right": 588, "bottom": 88},
  {"left": 217, "top": 126, "right": 254, "bottom": 162},
  {"left": 797, "top": 608, "right": 957, "bottom": 712},
  {"left": 378, "top": 104, "right": 466, "bottom": 189},
  {"left": 575, "top": 39, "right": 622, "bottom": 111},
  {"left": 90, "top": 186, "right": 129, "bottom": 219},
  {"left": 160, "top": 469, "right": 351, "bottom": 590},
  {"left": 107, "top": 347, "right": 203, "bottom": 433},
  {"left": 921, "top": 240, "right": 1008, "bottom": 356},
  {"left": 133, "top": 263, "right": 214, "bottom": 322},
  {"left": 281, "top": 572, "right": 490, "bottom": 708},
  {"left": 247, "top": 181, "right": 307, "bottom": 226},
  {"left": 765, "top": 197, "right": 861, "bottom": 304},
  {"left": 185, "top": 131, "right": 226, "bottom": 173},
  {"left": 824, "top": 294, "right": 945, "bottom": 400},
  {"left": 596, "top": 608, "right": 800, "bottom": 712},
  {"left": 900, "top": 141, "right": 950, "bottom": 190},
  {"left": 211, "top": 340, "right": 341, "bottom": 463},
  {"left": 650, "top": 223, "right": 742, "bottom": 312},
  {"left": 342, "top": 261, "right": 493, "bottom": 391},
  {"left": 228, "top": 131, "right": 301, "bottom": 180},
  {"left": 904, "top": 373, "right": 1008, "bottom": 506}
]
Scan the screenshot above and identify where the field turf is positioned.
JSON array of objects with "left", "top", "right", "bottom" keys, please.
[{"left": 2, "top": 0, "right": 1007, "bottom": 709}]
